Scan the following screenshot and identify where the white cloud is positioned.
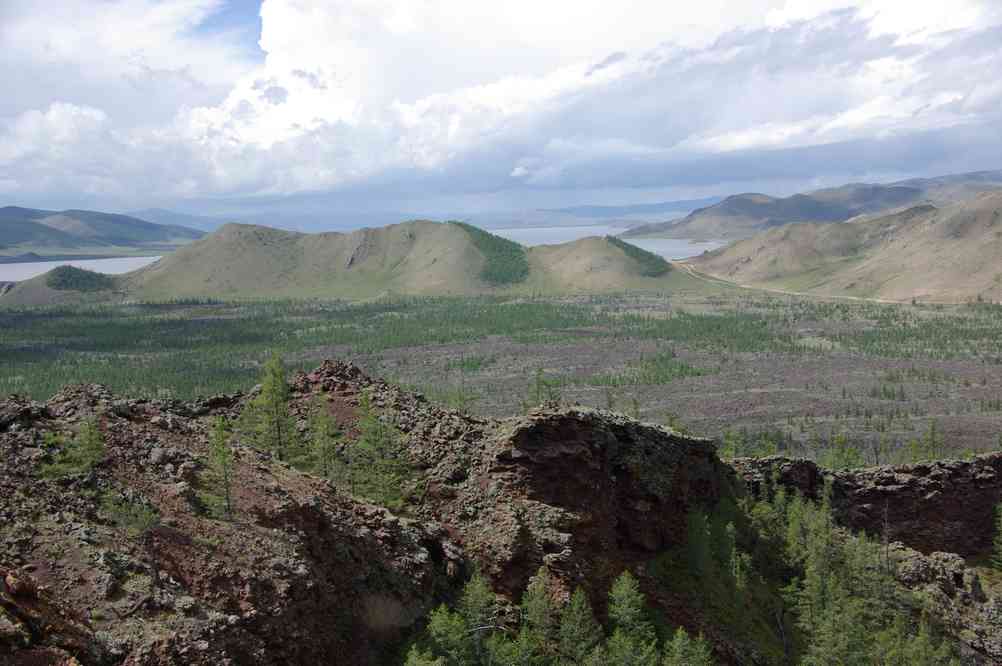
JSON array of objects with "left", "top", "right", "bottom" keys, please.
[{"left": 1, "top": 0, "right": 1002, "bottom": 211}]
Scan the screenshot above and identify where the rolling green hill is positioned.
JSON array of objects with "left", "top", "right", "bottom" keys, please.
[
  {"left": 0, "top": 206, "right": 205, "bottom": 257},
  {"left": 690, "top": 191, "right": 1002, "bottom": 302},
  {"left": 1, "top": 220, "right": 708, "bottom": 305}
]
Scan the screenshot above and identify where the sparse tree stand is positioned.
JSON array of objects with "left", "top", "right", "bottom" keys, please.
[
  {"left": 208, "top": 416, "right": 235, "bottom": 518},
  {"left": 239, "top": 352, "right": 300, "bottom": 461}
]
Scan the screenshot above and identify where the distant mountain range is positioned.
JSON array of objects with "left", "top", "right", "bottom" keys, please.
[
  {"left": 690, "top": 191, "right": 1002, "bottom": 302},
  {"left": 622, "top": 170, "right": 1002, "bottom": 240},
  {"left": 126, "top": 208, "right": 227, "bottom": 233},
  {"left": 0, "top": 206, "right": 205, "bottom": 258},
  {"left": 539, "top": 197, "right": 722, "bottom": 220}
]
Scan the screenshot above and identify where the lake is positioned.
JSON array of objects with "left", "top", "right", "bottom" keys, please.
[
  {"left": 0, "top": 256, "right": 161, "bottom": 282},
  {"left": 489, "top": 225, "right": 722, "bottom": 259}
]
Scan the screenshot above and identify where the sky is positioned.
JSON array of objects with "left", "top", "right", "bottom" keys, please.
[{"left": 1, "top": 0, "right": 1002, "bottom": 222}]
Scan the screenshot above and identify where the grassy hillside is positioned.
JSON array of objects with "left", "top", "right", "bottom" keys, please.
[
  {"left": 1, "top": 221, "right": 714, "bottom": 305},
  {"left": 622, "top": 170, "right": 1002, "bottom": 241},
  {"left": 691, "top": 192, "right": 1002, "bottom": 302},
  {"left": 0, "top": 206, "right": 204, "bottom": 257}
]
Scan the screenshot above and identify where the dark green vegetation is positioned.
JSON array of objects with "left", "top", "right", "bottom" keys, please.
[
  {"left": 3, "top": 294, "right": 1002, "bottom": 461},
  {"left": 406, "top": 479, "right": 959, "bottom": 665},
  {"left": 606, "top": 236, "right": 671, "bottom": 277},
  {"left": 732, "top": 481, "right": 957, "bottom": 663},
  {"left": 39, "top": 419, "right": 106, "bottom": 479},
  {"left": 405, "top": 570, "right": 713, "bottom": 665},
  {"left": 235, "top": 356, "right": 413, "bottom": 511},
  {"left": 45, "top": 266, "right": 117, "bottom": 292},
  {"left": 994, "top": 504, "right": 1002, "bottom": 571},
  {"left": 451, "top": 221, "right": 530, "bottom": 285},
  {"left": 237, "top": 353, "right": 300, "bottom": 461}
]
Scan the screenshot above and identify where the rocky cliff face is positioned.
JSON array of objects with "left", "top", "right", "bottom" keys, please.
[
  {"left": 4, "top": 363, "right": 1000, "bottom": 665},
  {"left": 732, "top": 455, "right": 1002, "bottom": 557},
  {"left": 0, "top": 381, "right": 461, "bottom": 665},
  {"left": 1, "top": 360, "right": 732, "bottom": 665}
]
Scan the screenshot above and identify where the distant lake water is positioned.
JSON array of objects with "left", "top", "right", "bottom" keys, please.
[
  {"left": 489, "top": 225, "right": 722, "bottom": 259},
  {"left": 0, "top": 256, "right": 160, "bottom": 282}
]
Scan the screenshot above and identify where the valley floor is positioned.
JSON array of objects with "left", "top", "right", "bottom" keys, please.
[{"left": 2, "top": 289, "right": 1001, "bottom": 463}]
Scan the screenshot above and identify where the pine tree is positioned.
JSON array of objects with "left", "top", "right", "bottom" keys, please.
[
  {"left": 350, "top": 389, "right": 410, "bottom": 508},
  {"left": 518, "top": 567, "right": 556, "bottom": 660},
  {"left": 606, "top": 571, "right": 658, "bottom": 666},
  {"left": 208, "top": 416, "right": 235, "bottom": 518},
  {"left": 558, "top": 588, "right": 602, "bottom": 663},
  {"left": 460, "top": 572, "right": 498, "bottom": 663},
  {"left": 239, "top": 352, "right": 299, "bottom": 461},
  {"left": 663, "top": 628, "right": 714, "bottom": 666},
  {"left": 424, "top": 605, "right": 472, "bottom": 666},
  {"left": 307, "top": 396, "right": 341, "bottom": 478}
]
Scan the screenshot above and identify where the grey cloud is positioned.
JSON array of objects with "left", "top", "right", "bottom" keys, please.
[
  {"left": 261, "top": 86, "right": 288, "bottom": 104},
  {"left": 586, "top": 51, "right": 627, "bottom": 76},
  {"left": 291, "top": 69, "right": 327, "bottom": 89}
]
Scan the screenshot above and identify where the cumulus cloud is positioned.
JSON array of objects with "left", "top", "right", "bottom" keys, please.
[{"left": 1, "top": 0, "right": 1001, "bottom": 212}]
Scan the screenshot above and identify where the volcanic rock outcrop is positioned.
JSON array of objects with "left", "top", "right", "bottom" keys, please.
[
  {"left": 1, "top": 360, "right": 730, "bottom": 664},
  {"left": 735, "top": 455, "right": 1002, "bottom": 664},
  {"left": 733, "top": 455, "right": 1002, "bottom": 557}
]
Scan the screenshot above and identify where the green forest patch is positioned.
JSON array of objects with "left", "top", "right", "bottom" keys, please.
[
  {"left": 46, "top": 266, "right": 117, "bottom": 292},
  {"left": 606, "top": 236, "right": 671, "bottom": 277},
  {"left": 451, "top": 222, "right": 530, "bottom": 286}
]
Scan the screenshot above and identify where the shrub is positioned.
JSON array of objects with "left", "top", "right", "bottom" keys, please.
[{"left": 40, "top": 420, "right": 105, "bottom": 478}]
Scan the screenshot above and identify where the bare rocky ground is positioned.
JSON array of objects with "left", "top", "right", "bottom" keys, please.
[
  {"left": 325, "top": 337, "right": 1002, "bottom": 457},
  {"left": 2, "top": 360, "right": 1000, "bottom": 664}
]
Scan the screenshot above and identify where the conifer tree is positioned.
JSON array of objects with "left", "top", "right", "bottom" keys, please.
[
  {"left": 350, "top": 389, "right": 410, "bottom": 508},
  {"left": 307, "top": 396, "right": 341, "bottom": 478},
  {"left": 663, "top": 628, "right": 714, "bottom": 666},
  {"left": 518, "top": 568, "right": 556, "bottom": 659},
  {"left": 558, "top": 588, "right": 602, "bottom": 663},
  {"left": 208, "top": 416, "right": 235, "bottom": 518},
  {"left": 606, "top": 571, "right": 659, "bottom": 666},
  {"left": 238, "top": 352, "right": 299, "bottom": 461}
]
